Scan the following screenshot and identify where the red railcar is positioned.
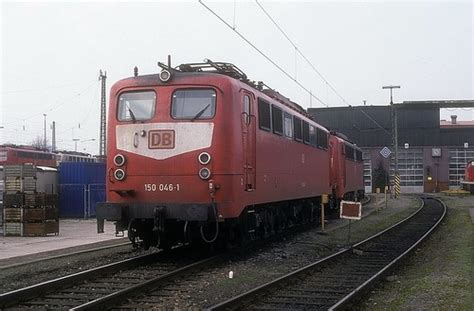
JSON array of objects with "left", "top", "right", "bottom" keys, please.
[
  {"left": 0, "top": 146, "right": 57, "bottom": 167},
  {"left": 461, "top": 161, "right": 474, "bottom": 194},
  {"left": 97, "top": 60, "right": 363, "bottom": 249},
  {"left": 329, "top": 134, "right": 364, "bottom": 201},
  {"left": 465, "top": 161, "right": 474, "bottom": 182}
]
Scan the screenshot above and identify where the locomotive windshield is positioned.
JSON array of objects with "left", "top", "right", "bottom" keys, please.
[
  {"left": 117, "top": 91, "right": 156, "bottom": 121},
  {"left": 171, "top": 89, "right": 216, "bottom": 120}
]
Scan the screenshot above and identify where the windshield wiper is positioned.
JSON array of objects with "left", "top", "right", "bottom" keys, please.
[
  {"left": 190, "top": 104, "right": 210, "bottom": 121},
  {"left": 128, "top": 107, "right": 137, "bottom": 123}
]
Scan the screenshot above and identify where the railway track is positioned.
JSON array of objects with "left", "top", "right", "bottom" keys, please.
[
  {"left": 0, "top": 246, "right": 221, "bottom": 310},
  {"left": 209, "top": 196, "right": 446, "bottom": 310},
  {"left": 0, "top": 194, "right": 388, "bottom": 310}
]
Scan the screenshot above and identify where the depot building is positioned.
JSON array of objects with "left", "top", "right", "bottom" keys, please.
[{"left": 308, "top": 100, "right": 474, "bottom": 194}]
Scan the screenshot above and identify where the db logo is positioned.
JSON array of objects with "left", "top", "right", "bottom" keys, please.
[{"left": 148, "top": 130, "right": 175, "bottom": 149}]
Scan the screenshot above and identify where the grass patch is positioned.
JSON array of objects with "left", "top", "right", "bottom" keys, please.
[
  {"left": 359, "top": 196, "right": 473, "bottom": 310},
  {"left": 323, "top": 196, "right": 421, "bottom": 247}
]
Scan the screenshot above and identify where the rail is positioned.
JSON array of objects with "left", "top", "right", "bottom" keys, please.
[
  {"left": 0, "top": 246, "right": 221, "bottom": 310},
  {"left": 208, "top": 196, "right": 446, "bottom": 310}
]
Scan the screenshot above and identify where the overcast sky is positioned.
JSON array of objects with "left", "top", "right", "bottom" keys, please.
[{"left": 1, "top": 0, "right": 473, "bottom": 154}]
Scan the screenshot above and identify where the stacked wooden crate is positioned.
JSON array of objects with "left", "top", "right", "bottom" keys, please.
[
  {"left": 2, "top": 164, "right": 59, "bottom": 236},
  {"left": 23, "top": 193, "right": 59, "bottom": 236},
  {"left": 3, "top": 193, "right": 24, "bottom": 236},
  {"left": 0, "top": 179, "right": 4, "bottom": 234}
]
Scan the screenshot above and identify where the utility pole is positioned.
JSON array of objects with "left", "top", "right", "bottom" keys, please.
[
  {"left": 51, "top": 121, "right": 56, "bottom": 152},
  {"left": 73, "top": 138, "right": 80, "bottom": 152},
  {"left": 43, "top": 113, "right": 47, "bottom": 151},
  {"left": 382, "top": 85, "right": 401, "bottom": 197},
  {"left": 99, "top": 70, "right": 107, "bottom": 156}
]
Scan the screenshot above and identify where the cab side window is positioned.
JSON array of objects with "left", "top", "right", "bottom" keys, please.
[
  {"left": 272, "top": 105, "right": 283, "bottom": 135},
  {"left": 284, "top": 112, "right": 293, "bottom": 139},
  {"left": 317, "top": 128, "right": 328, "bottom": 149},
  {"left": 258, "top": 98, "right": 271, "bottom": 131},
  {"left": 293, "top": 116, "right": 303, "bottom": 142},
  {"left": 243, "top": 95, "right": 251, "bottom": 124},
  {"left": 302, "top": 121, "right": 310, "bottom": 144}
]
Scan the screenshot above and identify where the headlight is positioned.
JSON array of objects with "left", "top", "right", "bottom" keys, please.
[
  {"left": 114, "top": 154, "right": 126, "bottom": 166},
  {"left": 159, "top": 69, "right": 171, "bottom": 82},
  {"left": 198, "top": 152, "right": 211, "bottom": 165},
  {"left": 199, "top": 167, "right": 211, "bottom": 180},
  {"left": 114, "top": 169, "right": 126, "bottom": 181}
]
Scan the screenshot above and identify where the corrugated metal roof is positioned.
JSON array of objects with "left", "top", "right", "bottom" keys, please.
[
  {"left": 308, "top": 105, "right": 474, "bottom": 147},
  {"left": 398, "top": 100, "right": 474, "bottom": 108}
]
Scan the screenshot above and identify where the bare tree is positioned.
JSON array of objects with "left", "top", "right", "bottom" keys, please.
[{"left": 31, "top": 136, "right": 49, "bottom": 151}]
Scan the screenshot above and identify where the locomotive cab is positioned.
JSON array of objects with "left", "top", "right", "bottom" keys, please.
[{"left": 97, "top": 65, "right": 246, "bottom": 249}]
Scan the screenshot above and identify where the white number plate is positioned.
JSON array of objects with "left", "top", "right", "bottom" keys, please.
[{"left": 144, "top": 183, "right": 180, "bottom": 192}]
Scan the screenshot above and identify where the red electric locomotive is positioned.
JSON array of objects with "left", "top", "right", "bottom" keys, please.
[
  {"left": 97, "top": 59, "right": 363, "bottom": 249},
  {"left": 329, "top": 133, "right": 364, "bottom": 202},
  {"left": 0, "top": 146, "right": 57, "bottom": 167}
]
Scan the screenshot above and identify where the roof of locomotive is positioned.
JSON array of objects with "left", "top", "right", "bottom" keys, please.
[
  {"left": 0, "top": 145, "right": 51, "bottom": 152},
  {"left": 330, "top": 131, "right": 361, "bottom": 150},
  {"left": 112, "top": 60, "right": 328, "bottom": 132}
]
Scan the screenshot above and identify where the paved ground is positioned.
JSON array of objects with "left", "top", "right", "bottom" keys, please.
[{"left": 0, "top": 219, "right": 124, "bottom": 260}]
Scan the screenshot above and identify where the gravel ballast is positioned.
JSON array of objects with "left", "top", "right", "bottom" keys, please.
[
  {"left": 2, "top": 194, "right": 425, "bottom": 309},
  {"left": 116, "top": 194, "right": 421, "bottom": 309}
]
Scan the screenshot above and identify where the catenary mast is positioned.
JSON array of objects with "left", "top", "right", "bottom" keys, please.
[{"left": 99, "top": 70, "right": 107, "bottom": 156}]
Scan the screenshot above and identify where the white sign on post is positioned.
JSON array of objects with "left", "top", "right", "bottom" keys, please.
[
  {"left": 380, "top": 147, "right": 391, "bottom": 159},
  {"left": 340, "top": 201, "right": 362, "bottom": 220}
]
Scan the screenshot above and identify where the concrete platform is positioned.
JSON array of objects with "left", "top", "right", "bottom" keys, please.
[{"left": 0, "top": 219, "right": 126, "bottom": 261}]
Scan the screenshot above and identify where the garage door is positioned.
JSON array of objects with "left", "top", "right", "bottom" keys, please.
[
  {"left": 390, "top": 148, "right": 424, "bottom": 193},
  {"left": 449, "top": 148, "right": 474, "bottom": 188}
]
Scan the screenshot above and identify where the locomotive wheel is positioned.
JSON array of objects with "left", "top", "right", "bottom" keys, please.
[
  {"left": 224, "top": 221, "right": 241, "bottom": 250},
  {"left": 159, "top": 234, "right": 172, "bottom": 251},
  {"left": 143, "top": 238, "right": 151, "bottom": 250},
  {"left": 142, "top": 230, "right": 156, "bottom": 250},
  {"left": 127, "top": 221, "right": 139, "bottom": 248}
]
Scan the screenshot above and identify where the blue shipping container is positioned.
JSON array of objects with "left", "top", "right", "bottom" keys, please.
[
  {"left": 59, "top": 162, "right": 106, "bottom": 218},
  {"left": 59, "top": 162, "right": 106, "bottom": 185},
  {"left": 89, "top": 183, "right": 106, "bottom": 217},
  {"left": 59, "top": 184, "right": 86, "bottom": 218}
]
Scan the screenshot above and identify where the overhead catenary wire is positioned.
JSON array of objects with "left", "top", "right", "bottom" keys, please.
[
  {"left": 2, "top": 80, "right": 97, "bottom": 128},
  {"left": 255, "top": 0, "right": 391, "bottom": 136},
  {"left": 200, "top": 1, "right": 391, "bottom": 136},
  {"left": 199, "top": 0, "right": 328, "bottom": 107},
  {"left": 2, "top": 79, "right": 100, "bottom": 152},
  {"left": 255, "top": 0, "right": 349, "bottom": 106},
  {"left": 0, "top": 81, "right": 91, "bottom": 94},
  {"left": 56, "top": 79, "right": 100, "bottom": 136}
]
